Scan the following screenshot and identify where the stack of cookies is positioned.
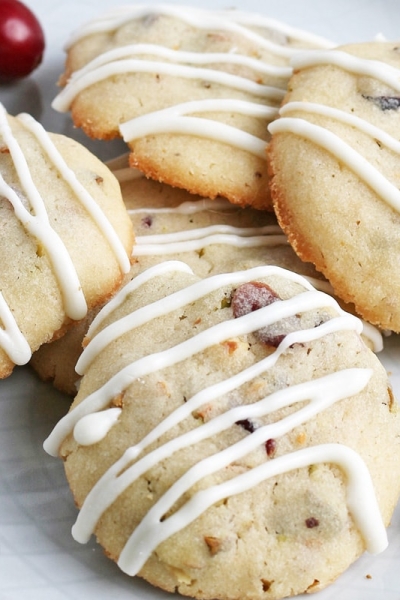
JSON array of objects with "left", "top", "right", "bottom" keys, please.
[{"left": 3, "top": 4, "right": 400, "bottom": 600}]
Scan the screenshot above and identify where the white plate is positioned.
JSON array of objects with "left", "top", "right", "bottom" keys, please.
[{"left": 1, "top": 1, "right": 400, "bottom": 598}]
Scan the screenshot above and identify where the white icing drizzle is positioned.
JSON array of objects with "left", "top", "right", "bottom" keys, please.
[
  {"left": 75, "top": 261, "right": 351, "bottom": 376},
  {"left": 133, "top": 232, "right": 287, "bottom": 256},
  {"left": 119, "top": 99, "right": 276, "bottom": 157},
  {"left": 45, "top": 263, "right": 363, "bottom": 455},
  {"left": 64, "top": 5, "right": 334, "bottom": 55},
  {"left": 291, "top": 49, "right": 400, "bottom": 93},
  {"left": 128, "top": 197, "right": 239, "bottom": 214},
  {"left": 53, "top": 5, "right": 333, "bottom": 161},
  {"left": 135, "top": 223, "right": 282, "bottom": 243},
  {"left": 18, "top": 112, "right": 131, "bottom": 275},
  {"left": 212, "top": 9, "right": 335, "bottom": 49},
  {"left": 128, "top": 187, "right": 286, "bottom": 256},
  {"left": 359, "top": 321, "right": 384, "bottom": 352},
  {"left": 269, "top": 48, "right": 400, "bottom": 216},
  {"left": 0, "top": 105, "right": 87, "bottom": 322},
  {"left": 44, "top": 262, "right": 387, "bottom": 570},
  {"left": 53, "top": 59, "right": 284, "bottom": 115},
  {"left": 127, "top": 195, "right": 382, "bottom": 351},
  {"left": 85, "top": 261, "right": 194, "bottom": 346},
  {"left": 280, "top": 101, "right": 400, "bottom": 154},
  {"left": 119, "top": 443, "right": 386, "bottom": 575},
  {"left": 269, "top": 117, "right": 400, "bottom": 214},
  {"left": 0, "top": 102, "right": 131, "bottom": 363},
  {"left": 271, "top": 96, "right": 400, "bottom": 220},
  {"left": 304, "top": 275, "right": 383, "bottom": 352},
  {"left": 57, "top": 43, "right": 292, "bottom": 95},
  {"left": 73, "top": 407, "right": 122, "bottom": 446},
  {"left": 0, "top": 292, "right": 31, "bottom": 365},
  {"left": 73, "top": 369, "right": 372, "bottom": 551}
]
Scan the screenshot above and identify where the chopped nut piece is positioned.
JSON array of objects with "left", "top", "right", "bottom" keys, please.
[{"left": 204, "top": 535, "right": 222, "bottom": 555}]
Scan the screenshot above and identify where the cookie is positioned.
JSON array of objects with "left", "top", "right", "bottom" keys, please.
[
  {"left": 52, "top": 5, "right": 333, "bottom": 208},
  {"left": 43, "top": 261, "right": 400, "bottom": 599},
  {"left": 0, "top": 103, "right": 133, "bottom": 378},
  {"left": 31, "top": 166, "right": 381, "bottom": 394},
  {"left": 268, "top": 41, "right": 400, "bottom": 332}
]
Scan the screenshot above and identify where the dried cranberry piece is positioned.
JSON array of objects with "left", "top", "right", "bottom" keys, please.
[
  {"left": 231, "top": 282, "right": 287, "bottom": 347},
  {"left": 231, "top": 282, "right": 280, "bottom": 318},
  {"left": 141, "top": 215, "right": 153, "bottom": 228},
  {"left": 259, "top": 330, "right": 287, "bottom": 347},
  {"left": 236, "top": 419, "right": 256, "bottom": 433},
  {"left": 305, "top": 517, "right": 319, "bottom": 529},
  {"left": 362, "top": 94, "right": 400, "bottom": 111},
  {"left": 265, "top": 438, "right": 276, "bottom": 457}
]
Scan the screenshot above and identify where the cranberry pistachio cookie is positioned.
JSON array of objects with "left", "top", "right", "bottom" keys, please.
[
  {"left": 268, "top": 41, "right": 400, "bottom": 332},
  {"left": 0, "top": 103, "right": 133, "bottom": 378},
  {"left": 44, "top": 260, "right": 400, "bottom": 599},
  {"left": 52, "top": 5, "right": 333, "bottom": 208}
]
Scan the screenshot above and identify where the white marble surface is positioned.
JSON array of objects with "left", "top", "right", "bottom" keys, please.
[{"left": 1, "top": 1, "right": 400, "bottom": 598}]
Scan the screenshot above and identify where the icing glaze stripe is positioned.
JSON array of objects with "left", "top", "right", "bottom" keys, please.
[
  {"left": 76, "top": 334, "right": 373, "bottom": 480},
  {"left": 119, "top": 99, "right": 276, "bottom": 157},
  {"left": 18, "top": 112, "right": 131, "bottom": 275},
  {"left": 291, "top": 49, "right": 400, "bottom": 93},
  {"left": 64, "top": 4, "right": 333, "bottom": 56},
  {"left": 73, "top": 407, "right": 122, "bottom": 446},
  {"left": 119, "top": 443, "right": 386, "bottom": 575},
  {"left": 280, "top": 101, "right": 400, "bottom": 154},
  {"left": 61, "top": 44, "right": 293, "bottom": 83},
  {"left": 72, "top": 369, "right": 372, "bottom": 551},
  {"left": 132, "top": 233, "right": 288, "bottom": 256},
  {"left": 128, "top": 197, "right": 240, "bottom": 214},
  {"left": 135, "top": 224, "right": 283, "bottom": 244},
  {"left": 77, "top": 283, "right": 329, "bottom": 375},
  {"left": 53, "top": 60, "right": 284, "bottom": 113},
  {"left": 0, "top": 291, "right": 31, "bottom": 365},
  {"left": 75, "top": 262, "right": 354, "bottom": 376},
  {"left": 118, "top": 185, "right": 382, "bottom": 352},
  {"left": 213, "top": 8, "right": 334, "bottom": 48},
  {"left": 303, "top": 274, "right": 383, "bottom": 352},
  {"left": 269, "top": 117, "right": 400, "bottom": 213},
  {"left": 0, "top": 106, "right": 87, "bottom": 322},
  {"left": 49, "top": 311, "right": 362, "bottom": 458},
  {"left": 85, "top": 261, "right": 194, "bottom": 343},
  {"left": 44, "top": 264, "right": 363, "bottom": 455}
]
